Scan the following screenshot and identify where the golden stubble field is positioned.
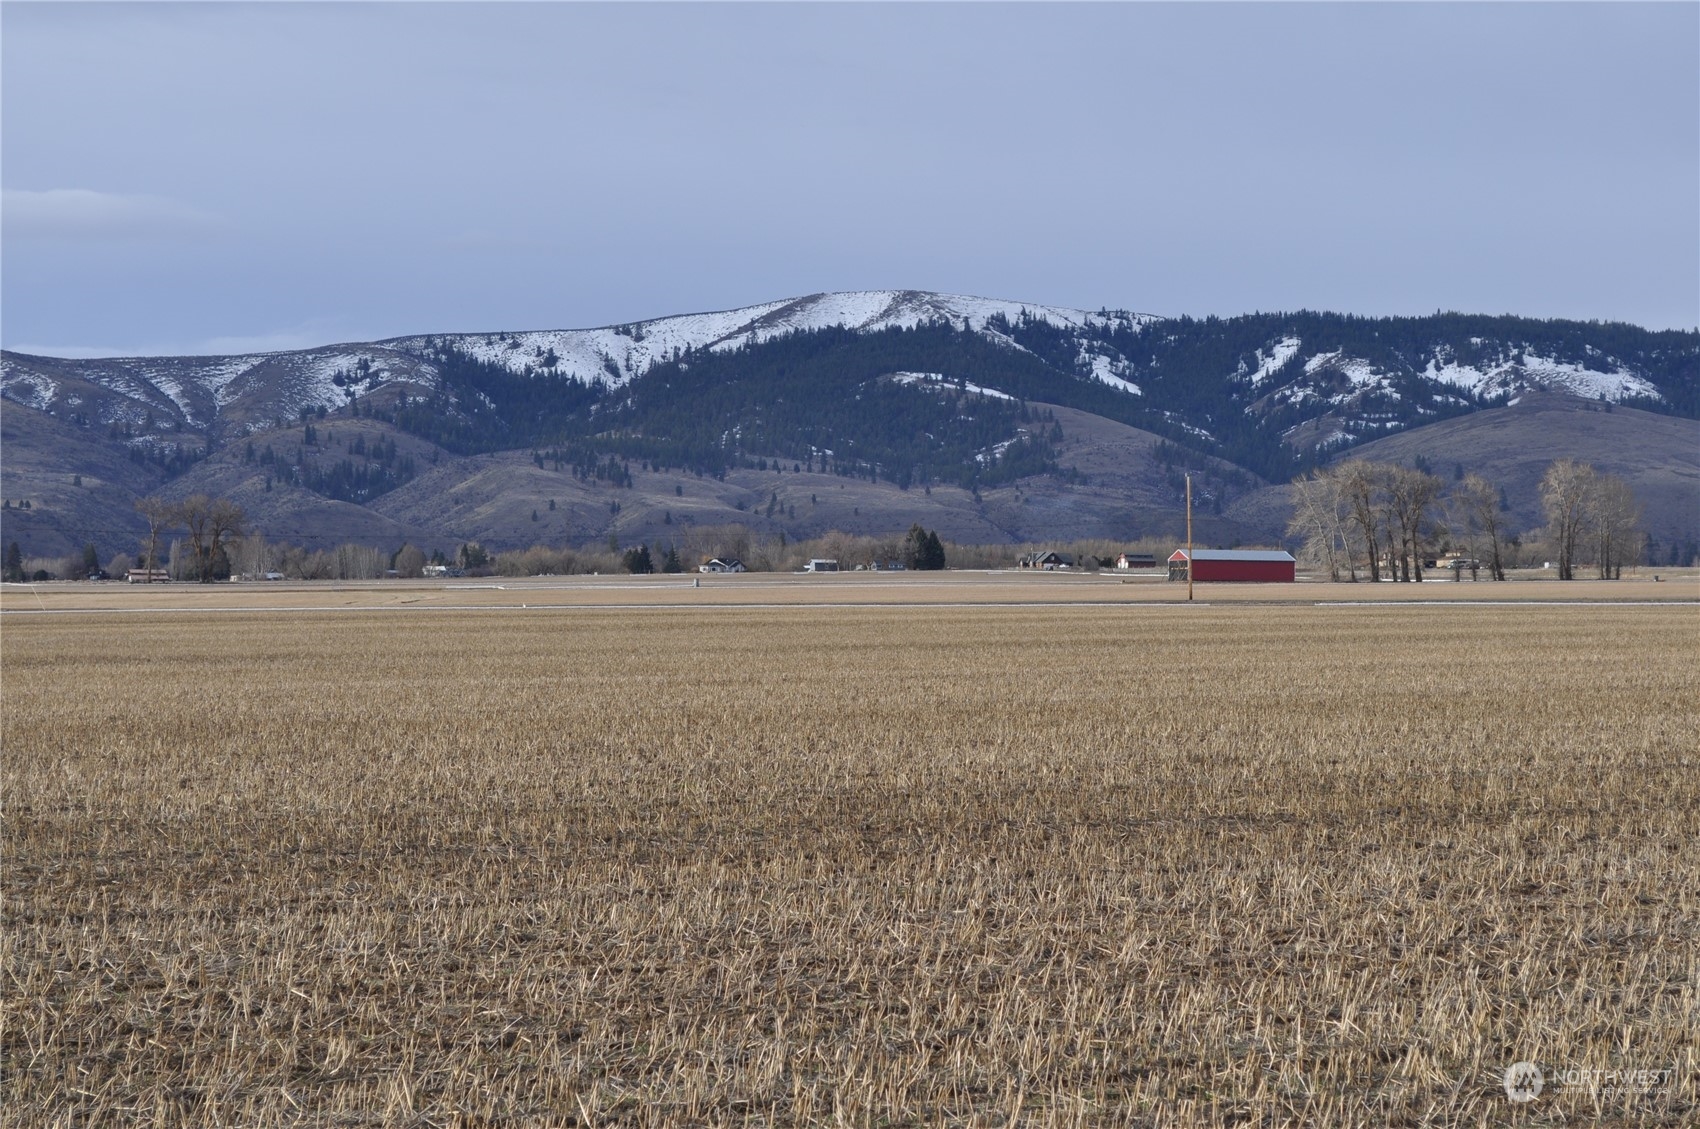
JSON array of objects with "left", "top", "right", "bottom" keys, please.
[{"left": 2, "top": 595, "right": 1696, "bottom": 1127}]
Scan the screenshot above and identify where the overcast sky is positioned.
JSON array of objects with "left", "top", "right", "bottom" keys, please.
[{"left": 3, "top": 2, "right": 1696, "bottom": 357}]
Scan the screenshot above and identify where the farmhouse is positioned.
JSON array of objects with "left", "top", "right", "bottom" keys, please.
[
  {"left": 803, "top": 558, "right": 839, "bottom": 573},
  {"left": 1167, "top": 549, "right": 1296, "bottom": 583},
  {"left": 1115, "top": 552, "right": 1157, "bottom": 570},
  {"left": 699, "top": 558, "right": 746, "bottom": 574},
  {"left": 1019, "top": 551, "right": 1075, "bottom": 570}
]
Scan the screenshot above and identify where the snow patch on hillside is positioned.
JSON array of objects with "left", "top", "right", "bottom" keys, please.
[
  {"left": 1423, "top": 353, "right": 1659, "bottom": 402},
  {"left": 1249, "top": 337, "right": 1301, "bottom": 386},
  {"left": 1158, "top": 411, "right": 1214, "bottom": 441},
  {"left": 1304, "top": 351, "right": 1382, "bottom": 389},
  {"left": 203, "top": 357, "right": 268, "bottom": 408},
  {"left": 1085, "top": 354, "right": 1141, "bottom": 396},
  {"left": 1, "top": 369, "right": 54, "bottom": 411},
  {"left": 976, "top": 434, "right": 1027, "bottom": 464},
  {"left": 120, "top": 356, "right": 263, "bottom": 425},
  {"left": 889, "top": 372, "right": 1016, "bottom": 402}
]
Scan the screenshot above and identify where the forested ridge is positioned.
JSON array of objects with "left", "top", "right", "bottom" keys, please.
[
  {"left": 374, "top": 311, "right": 1697, "bottom": 498},
  {"left": 387, "top": 325, "right": 1082, "bottom": 489}
]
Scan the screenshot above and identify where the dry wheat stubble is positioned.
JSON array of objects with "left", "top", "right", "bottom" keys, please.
[{"left": 2, "top": 603, "right": 1696, "bottom": 1127}]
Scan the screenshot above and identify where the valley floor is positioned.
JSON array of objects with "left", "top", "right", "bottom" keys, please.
[{"left": 2, "top": 594, "right": 1696, "bottom": 1125}]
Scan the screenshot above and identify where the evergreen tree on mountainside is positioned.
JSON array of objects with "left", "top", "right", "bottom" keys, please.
[{"left": 393, "top": 343, "right": 601, "bottom": 454}]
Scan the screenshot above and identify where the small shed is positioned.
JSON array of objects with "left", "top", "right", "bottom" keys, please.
[{"left": 1168, "top": 549, "right": 1296, "bottom": 583}]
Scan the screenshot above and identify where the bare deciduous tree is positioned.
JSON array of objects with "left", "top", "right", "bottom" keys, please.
[
  {"left": 1455, "top": 474, "right": 1509, "bottom": 581},
  {"left": 207, "top": 499, "right": 246, "bottom": 580},
  {"left": 179, "top": 495, "right": 215, "bottom": 582},
  {"left": 1541, "top": 459, "right": 1597, "bottom": 580},
  {"left": 1589, "top": 474, "right": 1641, "bottom": 580},
  {"left": 1286, "top": 470, "right": 1357, "bottom": 580},
  {"left": 1336, "top": 461, "right": 1388, "bottom": 583},
  {"left": 134, "top": 495, "right": 180, "bottom": 577},
  {"left": 333, "top": 543, "right": 387, "bottom": 580},
  {"left": 1386, "top": 466, "right": 1446, "bottom": 582}
]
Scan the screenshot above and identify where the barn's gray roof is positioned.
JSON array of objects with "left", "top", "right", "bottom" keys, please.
[{"left": 1172, "top": 549, "right": 1296, "bottom": 562}]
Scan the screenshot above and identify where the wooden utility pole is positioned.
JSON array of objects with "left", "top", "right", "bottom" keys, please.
[{"left": 1186, "top": 474, "right": 1194, "bottom": 602}]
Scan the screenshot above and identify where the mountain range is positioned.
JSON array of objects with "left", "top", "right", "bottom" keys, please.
[{"left": 4, "top": 290, "right": 1698, "bottom": 565}]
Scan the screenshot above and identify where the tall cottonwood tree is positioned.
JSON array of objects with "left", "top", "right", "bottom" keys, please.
[
  {"left": 134, "top": 495, "right": 179, "bottom": 576},
  {"left": 1385, "top": 466, "right": 1446, "bottom": 582},
  {"left": 177, "top": 495, "right": 247, "bottom": 582},
  {"left": 1589, "top": 474, "right": 1642, "bottom": 579},
  {"left": 1286, "top": 470, "right": 1358, "bottom": 580},
  {"left": 1336, "top": 461, "right": 1388, "bottom": 583},
  {"left": 1455, "top": 474, "right": 1509, "bottom": 581},
  {"left": 1540, "top": 460, "right": 1597, "bottom": 580}
]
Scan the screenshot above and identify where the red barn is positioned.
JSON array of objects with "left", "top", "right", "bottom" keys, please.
[{"left": 1168, "top": 549, "right": 1296, "bottom": 582}]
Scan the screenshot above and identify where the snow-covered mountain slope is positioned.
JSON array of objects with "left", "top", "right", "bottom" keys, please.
[
  {"left": 1247, "top": 342, "right": 1659, "bottom": 414},
  {"left": 0, "top": 344, "right": 439, "bottom": 436},
  {"left": 0, "top": 290, "right": 1156, "bottom": 439},
  {"left": 386, "top": 290, "right": 1156, "bottom": 392},
  {"left": 3, "top": 295, "right": 1690, "bottom": 473}
]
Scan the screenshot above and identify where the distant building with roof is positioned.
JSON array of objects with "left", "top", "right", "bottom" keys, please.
[{"left": 1167, "top": 549, "right": 1296, "bottom": 583}]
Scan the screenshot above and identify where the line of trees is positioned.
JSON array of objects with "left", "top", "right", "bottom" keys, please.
[
  {"left": 1539, "top": 458, "right": 1643, "bottom": 580},
  {"left": 1287, "top": 458, "right": 1642, "bottom": 581}
]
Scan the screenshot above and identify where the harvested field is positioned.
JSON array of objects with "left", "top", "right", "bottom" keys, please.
[
  {"left": 1, "top": 567, "right": 1695, "bottom": 615},
  {"left": 3, "top": 598, "right": 1697, "bottom": 1126}
]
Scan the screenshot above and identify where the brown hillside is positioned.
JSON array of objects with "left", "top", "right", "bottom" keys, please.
[{"left": 0, "top": 407, "right": 172, "bottom": 559}]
